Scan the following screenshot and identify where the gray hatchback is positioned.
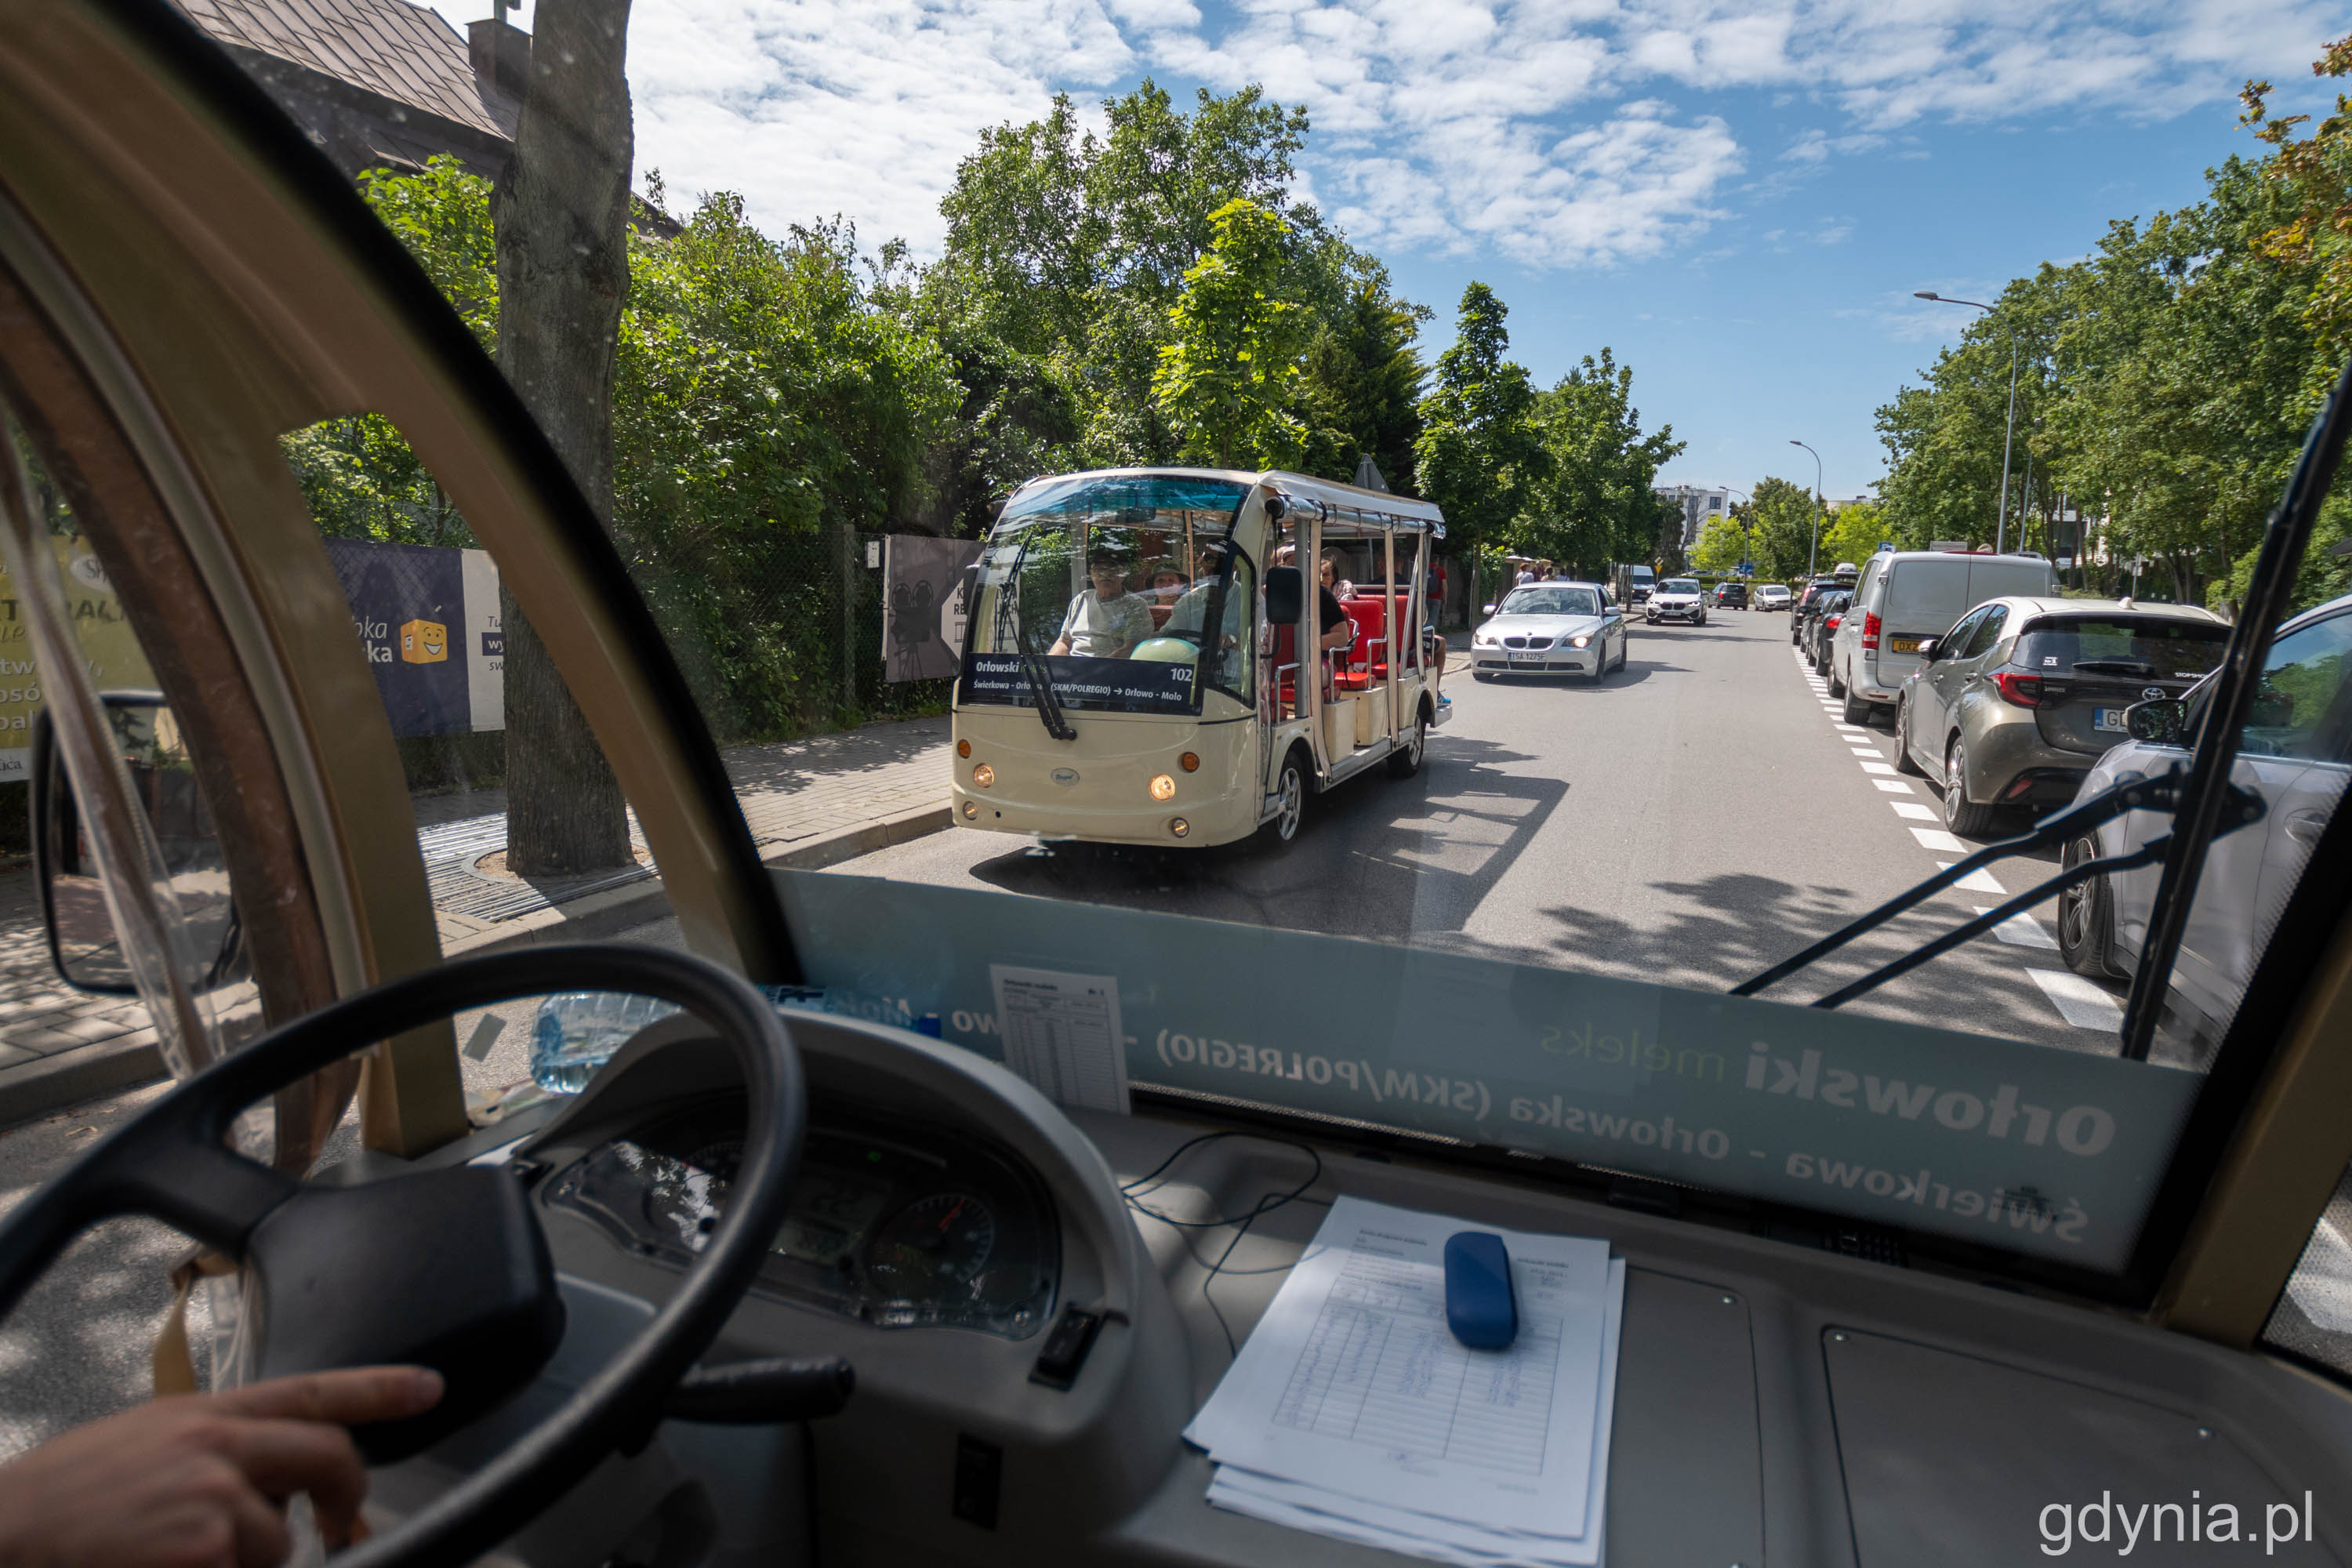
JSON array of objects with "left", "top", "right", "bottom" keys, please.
[{"left": 1893, "top": 597, "right": 2229, "bottom": 835}]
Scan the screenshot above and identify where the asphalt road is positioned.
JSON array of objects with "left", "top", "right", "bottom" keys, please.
[{"left": 837, "top": 607, "right": 2119, "bottom": 1053}]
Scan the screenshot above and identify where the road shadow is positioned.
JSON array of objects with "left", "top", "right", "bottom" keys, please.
[{"left": 961, "top": 731, "right": 1568, "bottom": 943}]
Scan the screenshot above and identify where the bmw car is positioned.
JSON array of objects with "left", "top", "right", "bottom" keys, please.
[
  {"left": 1469, "top": 582, "right": 1627, "bottom": 681},
  {"left": 1645, "top": 576, "right": 1708, "bottom": 626}
]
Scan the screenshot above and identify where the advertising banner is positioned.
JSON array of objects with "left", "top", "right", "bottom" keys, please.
[
  {"left": 779, "top": 870, "right": 2205, "bottom": 1272},
  {"left": 0, "top": 538, "right": 158, "bottom": 780},
  {"left": 883, "top": 535, "right": 982, "bottom": 682},
  {"left": 324, "top": 539, "right": 504, "bottom": 736}
]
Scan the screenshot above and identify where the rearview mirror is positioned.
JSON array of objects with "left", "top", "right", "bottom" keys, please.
[
  {"left": 2125, "top": 698, "right": 2188, "bottom": 745},
  {"left": 1916, "top": 638, "right": 1940, "bottom": 661},
  {"left": 1482, "top": 603, "right": 1497, "bottom": 615},
  {"left": 33, "top": 695, "right": 242, "bottom": 994}
]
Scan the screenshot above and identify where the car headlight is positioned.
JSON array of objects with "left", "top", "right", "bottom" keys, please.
[
  {"left": 1571, "top": 634, "right": 1590, "bottom": 648},
  {"left": 1472, "top": 632, "right": 1496, "bottom": 648}
]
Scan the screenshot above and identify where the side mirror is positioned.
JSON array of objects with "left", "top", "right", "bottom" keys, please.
[
  {"left": 1481, "top": 603, "right": 1497, "bottom": 615},
  {"left": 2125, "top": 698, "right": 2189, "bottom": 744},
  {"left": 33, "top": 695, "right": 242, "bottom": 994},
  {"left": 1916, "top": 638, "right": 1940, "bottom": 661}
]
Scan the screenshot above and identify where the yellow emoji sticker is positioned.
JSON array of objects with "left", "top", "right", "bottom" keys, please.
[{"left": 399, "top": 618, "right": 448, "bottom": 665}]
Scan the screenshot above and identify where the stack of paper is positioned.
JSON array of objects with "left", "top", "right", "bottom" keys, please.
[{"left": 1185, "top": 1196, "right": 1624, "bottom": 1567}]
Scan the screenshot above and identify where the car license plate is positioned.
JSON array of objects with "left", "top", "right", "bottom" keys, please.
[
  {"left": 1888, "top": 636, "right": 1922, "bottom": 655},
  {"left": 2094, "top": 707, "right": 2128, "bottom": 733},
  {"left": 1509, "top": 652, "right": 1544, "bottom": 666}
]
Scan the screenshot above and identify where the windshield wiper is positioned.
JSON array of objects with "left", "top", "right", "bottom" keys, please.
[
  {"left": 995, "top": 534, "right": 1076, "bottom": 742},
  {"left": 1732, "top": 768, "right": 2263, "bottom": 1009}
]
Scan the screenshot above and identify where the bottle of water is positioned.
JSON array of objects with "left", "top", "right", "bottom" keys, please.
[{"left": 528, "top": 992, "right": 680, "bottom": 1093}]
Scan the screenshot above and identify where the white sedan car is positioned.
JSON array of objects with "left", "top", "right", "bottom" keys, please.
[
  {"left": 1755, "top": 583, "right": 1792, "bottom": 612},
  {"left": 1469, "top": 582, "right": 1627, "bottom": 682}
]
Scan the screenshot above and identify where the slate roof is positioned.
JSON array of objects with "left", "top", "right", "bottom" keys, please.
[{"left": 175, "top": 0, "right": 507, "bottom": 140}]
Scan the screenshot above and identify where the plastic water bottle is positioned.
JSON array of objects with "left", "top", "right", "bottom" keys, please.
[{"left": 528, "top": 992, "right": 680, "bottom": 1093}]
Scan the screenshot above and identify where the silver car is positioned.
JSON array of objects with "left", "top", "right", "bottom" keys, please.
[
  {"left": 1469, "top": 582, "right": 1626, "bottom": 681},
  {"left": 1893, "top": 597, "right": 2230, "bottom": 836},
  {"left": 2057, "top": 592, "right": 2352, "bottom": 1062}
]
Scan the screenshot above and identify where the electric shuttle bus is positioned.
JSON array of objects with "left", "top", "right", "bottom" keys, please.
[{"left": 950, "top": 469, "right": 1448, "bottom": 848}]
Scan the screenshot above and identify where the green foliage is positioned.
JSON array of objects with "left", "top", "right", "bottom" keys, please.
[
  {"left": 1876, "top": 47, "right": 2352, "bottom": 613},
  {"left": 1690, "top": 510, "right": 1748, "bottom": 575},
  {"left": 1744, "top": 477, "right": 1821, "bottom": 580},
  {"left": 358, "top": 158, "right": 499, "bottom": 350},
  {"left": 1415, "top": 285, "right": 1547, "bottom": 550},
  {"left": 1293, "top": 259, "right": 1429, "bottom": 490},
  {"left": 1512, "top": 348, "right": 1684, "bottom": 577},
  {"left": 281, "top": 414, "right": 472, "bottom": 546},
  {"left": 1152, "top": 198, "right": 1313, "bottom": 467},
  {"left": 1820, "top": 500, "right": 1893, "bottom": 570}
]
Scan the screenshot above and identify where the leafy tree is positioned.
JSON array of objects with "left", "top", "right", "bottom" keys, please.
[
  {"left": 1414, "top": 284, "right": 1547, "bottom": 551},
  {"left": 1293, "top": 259, "right": 1428, "bottom": 491},
  {"left": 1820, "top": 500, "right": 1893, "bottom": 570},
  {"left": 1744, "top": 477, "right": 1820, "bottom": 580},
  {"left": 1512, "top": 348, "right": 1683, "bottom": 576},
  {"left": 1152, "top": 198, "right": 1313, "bottom": 467},
  {"left": 1690, "top": 509, "right": 1748, "bottom": 575}
]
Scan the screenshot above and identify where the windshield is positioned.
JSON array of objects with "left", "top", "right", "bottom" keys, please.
[
  {"left": 89, "top": 5, "right": 2352, "bottom": 1318},
  {"left": 964, "top": 474, "right": 1250, "bottom": 712},
  {"left": 1499, "top": 587, "right": 1601, "bottom": 617}
]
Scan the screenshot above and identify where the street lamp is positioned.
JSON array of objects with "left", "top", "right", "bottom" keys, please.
[
  {"left": 1789, "top": 440, "right": 1824, "bottom": 580},
  {"left": 1915, "top": 290, "right": 2019, "bottom": 554}
]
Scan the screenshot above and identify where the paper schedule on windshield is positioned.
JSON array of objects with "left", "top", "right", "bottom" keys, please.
[
  {"left": 1184, "top": 1195, "right": 1615, "bottom": 1542},
  {"left": 989, "top": 964, "right": 1130, "bottom": 1113}
]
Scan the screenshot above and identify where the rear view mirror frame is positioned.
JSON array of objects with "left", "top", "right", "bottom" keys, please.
[
  {"left": 32, "top": 694, "right": 242, "bottom": 996},
  {"left": 2126, "top": 696, "right": 2190, "bottom": 745}
]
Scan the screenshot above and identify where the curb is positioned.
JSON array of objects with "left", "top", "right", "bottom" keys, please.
[{"left": 0, "top": 800, "right": 955, "bottom": 1131}]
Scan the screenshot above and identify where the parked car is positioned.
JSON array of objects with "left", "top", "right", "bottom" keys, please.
[
  {"left": 2057, "top": 592, "right": 2352, "bottom": 1064},
  {"left": 1790, "top": 577, "right": 1848, "bottom": 646},
  {"left": 1470, "top": 581, "right": 1627, "bottom": 681},
  {"left": 1715, "top": 581, "right": 1748, "bottom": 609},
  {"left": 1755, "top": 583, "right": 1791, "bottom": 612},
  {"left": 1828, "top": 550, "right": 2060, "bottom": 724},
  {"left": 1645, "top": 576, "right": 1708, "bottom": 626},
  {"left": 1806, "top": 590, "right": 1852, "bottom": 672},
  {"left": 1894, "top": 597, "right": 2229, "bottom": 836}
]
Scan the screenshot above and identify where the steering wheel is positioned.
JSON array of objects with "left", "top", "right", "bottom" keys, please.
[{"left": 0, "top": 944, "right": 804, "bottom": 1568}]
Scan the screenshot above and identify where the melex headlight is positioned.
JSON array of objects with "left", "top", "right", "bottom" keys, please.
[
  {"left": 1149, "top": 773, "right": 1177, "bottom": 801},
  {"left": 971, "top": 763, "right": 995, "bottom": 789}
]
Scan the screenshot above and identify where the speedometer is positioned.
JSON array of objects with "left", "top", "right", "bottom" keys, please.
[{"left": 866, "top": 1192, "right": 997, "bottom": 1294}]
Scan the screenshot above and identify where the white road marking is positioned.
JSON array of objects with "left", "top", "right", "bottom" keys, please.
[
  {"left": 1910, "top": 826, "right": 1969, "bottom": 851},
  {"left": 1936, "top": 862, "right": 2006, "bottom": 893},
  {"left": 2027, "top": 968, "right": 2125, "bottom": 1031},
  {"left": 1891, "top": 802, "right": 1939, "bottom": 821},
  {"left": 1835, "top": 724, "right": 1865, "bottom": 733},
  {"left": 1973, "top": 907, "right": 2060, "bottom": 950},
  {"left": 1873, "top": 779, "right": 1915, "bottom": 793},
  {"left": 1861, "top": 761, "right": 1897, "bottom": 775}
]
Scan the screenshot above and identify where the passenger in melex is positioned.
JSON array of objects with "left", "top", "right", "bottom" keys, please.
[
  {"left": 1320, "top": 550, "right": 1356, "bottom": 602},
  {"left": 1272, "top": 544, "right": 1355, "bottom": 655},
  {"left": 1048, "top": 545, "right": 1155, "bottom": 659}
]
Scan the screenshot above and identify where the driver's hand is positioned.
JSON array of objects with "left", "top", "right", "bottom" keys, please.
[{"left": 0, "top": 1364, "right": 442, "bottom": 1568}]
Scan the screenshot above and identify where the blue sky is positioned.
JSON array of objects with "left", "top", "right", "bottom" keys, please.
[{"left": 430, "top": 0, "right": 2347, "bottom": 504}]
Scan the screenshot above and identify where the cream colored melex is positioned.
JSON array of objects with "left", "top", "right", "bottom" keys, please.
[{"left": 951, "top": 469, "right": 1446, "bottom": 849}]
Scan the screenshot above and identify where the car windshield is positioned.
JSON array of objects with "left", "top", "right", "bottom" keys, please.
[
  {"left": 36, "top": 2, "right": 2352, "bottom": 1348},
  {"left": 2014, "top": 616, "right": 2230, "bottom": 679},
  {"left": 1500, "top": 587, "right": 1601, "bottom": 616}
]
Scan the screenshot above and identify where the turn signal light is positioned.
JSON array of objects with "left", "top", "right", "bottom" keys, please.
[
  {"left": 1991, "top": 670, "right": 2045, "bottom": 708},
  {"left": 1861, "top": 610, "right": 1882, "bottom": 652},
  {"left": 956, "top": 739, "right": 971, "bottom": 758},
  {"left": 972, "top": 764, "right": 995, "bottom": 788},
  {"left": 1149, "top": 773, "right": 1177, "bottom": 801},
  {"left": 1179, "top": 751, "right": 1200, "bottom": 772}
]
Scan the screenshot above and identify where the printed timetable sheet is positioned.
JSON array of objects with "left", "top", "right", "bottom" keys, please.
[{"left": 1184, "top": 1195, "right": 1615, "bottom": 1541}]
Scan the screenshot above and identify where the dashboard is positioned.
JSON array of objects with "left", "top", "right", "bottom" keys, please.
[{"left": 543, "top": 1095, "right": 1061, "bottom": 1339}]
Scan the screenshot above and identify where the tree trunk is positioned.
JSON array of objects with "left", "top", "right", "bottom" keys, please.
[{"left": 493, "top": 0, "right": 636, "bottom": 874}]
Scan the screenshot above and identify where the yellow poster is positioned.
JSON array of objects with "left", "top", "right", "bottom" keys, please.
[{"left": 0, "top": 536, "right": 158, "bottom": 780}]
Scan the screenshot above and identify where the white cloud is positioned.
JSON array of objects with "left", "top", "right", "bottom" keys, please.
[{"left": 412, "top": 0, "right": 2343, "bottom": 268}]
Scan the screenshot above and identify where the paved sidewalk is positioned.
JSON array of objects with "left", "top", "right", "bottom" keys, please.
[{"left": 0, "top": 713, "right": 953, "bottom": 1125}]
